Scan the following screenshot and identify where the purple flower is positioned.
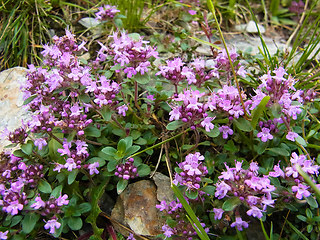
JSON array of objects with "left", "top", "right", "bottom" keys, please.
[
  {"left": 292, "top": 184, "right": 311, "bottom": 199},
  {"left": 215, "top": 181, "right": 232, "bottom": 199},
  {"left": 286, "top": 131, "right": 299, "bottom": 141},
  {"left": 56, "top": 194, "right": 69, "bottom": 206},
  {"left": 5, "top": 200, "right": 24, "bottom": 215},
  {"left": 162, "top": 224, "right": 174, "bottom": 238},
  {"left": 88, "top": 162, "right": 100, "bottom": 175},
  {"left": 246, "top": 206, "right": 263, "bottom": 219},
  {"left": 156, "top": 200, "right": 168, "bottom": 212},
  {"left": 31, "top": 196, "right": 46, "bottom": 210},
  {"left": 64, "top": 158, "right": 77, "bottom": 171},
  {"left": 34, "top": 138, "right": 47, "bottom": 150},
  {"left": 269, "top": 163, "right": 285, "bottom": 178},
  {"left": 213, "top": 208, "right": 224, "bottom": 220},
  {"left": 257, "top": 127, "right": 273, "bottom": 142},
  {"left": 219, "top": 125, "right": 234, "bottom": 139},
  {"left": 44, "top": 218, "right": 61, "bottom": 234},
  {"left": 127, "top": 233, "right": 136, "bottom": 240},
  {"left": 201, "top": 117, "right": 215, "bottom": 132},
  {"left": 117, "top": 105, "right": 128, "bottom": 116},
  {"left": 95, "top": 5, "right": 120, "bottom": 21},
  {"left": 230, "top": 216, "right": 249, "bottom": 231},
  {"left": 0, "top": 231, "right": 8, "bottom": 240}
]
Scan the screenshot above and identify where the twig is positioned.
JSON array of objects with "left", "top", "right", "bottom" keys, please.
[{"left": 150, "top": 144, "right": 163, "bottom": 178}]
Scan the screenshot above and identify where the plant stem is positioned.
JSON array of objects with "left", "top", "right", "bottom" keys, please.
[{"left": 126, "top": 128, "right": 190, "bottom": 159}]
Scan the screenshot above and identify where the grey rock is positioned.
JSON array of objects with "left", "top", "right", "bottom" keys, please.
[
  {"left": 0, "top": 67, "right": 31, "bottom": 152},
  {"left": 152, "top": 172, "right": 175, "bottom": 203}
]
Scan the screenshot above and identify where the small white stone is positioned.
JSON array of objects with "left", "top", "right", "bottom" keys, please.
[{"left": 246, "top": 20, "right": 266, "bottom": 34}]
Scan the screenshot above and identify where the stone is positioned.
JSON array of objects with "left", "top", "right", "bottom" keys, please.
[
  {"left": 152, "top": 172, "right": 175, "bottom": 203},
  {"left": 0, "top": 67, "right": 31, "bottom": 152},
  {"left": 246, "top": 20, "right": 266, "bottom": 34},
  {"left": 111, "top": 180, "right": 165, "bottom": 237},
  {"left": 235, "top": 20, "right": 266, "bottom": 34}
]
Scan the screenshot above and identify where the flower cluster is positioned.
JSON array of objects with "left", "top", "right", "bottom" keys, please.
[
  {"left": 0, "top": 153, "right": 44, "bottom": 216},
  {"left": 54, "top": 139, "right": 99, "bottom": 175},
  {"left": 205, "top": 85, "right": 249, "bottom": 119},
  {"left": 269, "top": 152, "right": 319, "bottom": 200},
  {"left": 156, "top": 58, "right": 196, "bottom": 87},
  {"left": 157, "top": 199, "right": 209, "bottom": 239},
  {"left": 95, "top": 5, "right": 120, "bottom": 21},
  {"left": 115, "top": 158, "right": 138, "bottom": 180},
  {"left": 31, "top": 194, "right": 69, "bottom": 215},
  {"left": 173, "top": 152, "right": 208, "bottom": 191},
  {"left": 213, "top": 48, "right": 247, "bottom": 79},
  {"left": 214, "top": 160, "right": 275, "bottom": 229},
  {"left": 257, "top": 119, "right": 279, "bottom": 142},
  {"left": 169, "top": 89, "right": 214, "bottom": 131},
  {"left": 97, "top": 32, "right": 158, "bottom": 78}
]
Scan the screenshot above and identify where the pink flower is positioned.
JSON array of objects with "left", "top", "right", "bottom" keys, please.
[
  {"left": 292, "top": 184, "right": 311, "bottom": 199},
  {"left": 117, "top": 105, "right": 128, "bottom": 116},
  {"left": 246, "top": 206, "right": 263, "bottom": 219},
  {"left": 257, "top": 127, "right": 273, "bottom": 142},
  {"left": 230, "top": 216, "right": 249, "bottom": 231},
  {"left": 44, "top": 218, "right": 61, "bottom": 234},
  {"left": 286, "top": 131, "right": 299, "bottom": 141},
  {"left": 31, "top": 196, "right": 46, "bottom": 210},
  {"left": 0, "top": 230, "right": 8, "bottom": 240},
  {"left": 188, "top": 9, "right": 197, "bottom": 15},
  {"left": 88, "top": 162, "right": 100, "bottom": 175},
  {"left": 201, "top": 117, "right": 215, "bottom": 132},
  {"left": 56, "top": 194, "right": 69, "bottom": 206},
  {"left": 213, "top": 208, "right": 224, "bottom": 220}
]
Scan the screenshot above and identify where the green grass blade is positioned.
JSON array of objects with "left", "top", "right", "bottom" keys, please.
[
  {"left": 286, "top": 219, "right": 309, "bottom": 240},
  {"left": 171, "top": 184, "right": 210, "bottom": 240},
  {"left": 251, "top": 96, "right": 270, "bottom": 129}
]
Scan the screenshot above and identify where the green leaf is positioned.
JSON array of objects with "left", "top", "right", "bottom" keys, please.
[
  {"left": 133, "top": 72, "right": 150, "bottom": 84},
  {"left": 224, "top": 140, "right": 238, "bottom": 153},
  {"left": 233, "top": 118, "right": 253, "bottom": 132},
  {"left": 100, "top": 106, "right": 112, "bottom": 121},
  {"left": 13, "top": 149, "right": 25, "bottom": 157},
  {"left": 306, "top": 196, "right": 318, "bottom": 208},
  {"left": 78, "top": 203, "right": 92, "bottom": 214},
  {"left": 22, "top": 213, "right": 39, "bottom": 234},
  {"left": 295, "top": 135, "right": 307, "bottom": 147},
  {"left": 68, "top": 170, "right": 78, "bottom": 185},
  {"left": 117, "top": 179, "right": 128, "bottom": 194},
  {"left": 68, "top": 217, "right": 83, "bottom": 231},
  {"left": 203, "top": 127, "right": 220, "bottom": 138},
  {"left": 251, "top": 96, "right": 270, "bottom": 129},
  {"left": 201, "top": 185, "right": 215, "bottom": 195},
  {"left": 51, "top": 185, "right": 63, "bottom": 198},
  {"left": 10, "top": 215, "right": 23, "bottom": 227},
  {"left": 267, "top": 147, "right": 290, "bottom": 156},
  {"left": 23, "top": 95, "right": 37, "bottom": 105},
  {"left": 270, "top": 102, "right": 282, "bottom": 118},
  {"left": 137, "top": 164, "right": 151, "bottom": 177},
  {"left": 166, "top": 120, "right": 184, "bottom": 130},
  {"left": 101, "top": 147, "right": 117, "bottom": 156},
  {"left": 84, "top": 127, "right": 101, "bottom": 137},
  {"left": 186, "top": 190, "right": 198, "bottom": 199},
  {"left": 117, "top": 139, "right": 127, "bottom": 154},
  {"left": 222, "top": 197, "right": 241, "bottom": 211},
  {"left": 21, "top": 141, "right": 33, "bottom": 155},
  {"left": 124, "top": 145, "right": 140, "bottom": 156},
  {"left": 38, "top": 180, "right": 52, "bottom": 193},
  {"left": 107, "top": 160, "right": 118, "bottom": 172},
  {"left": 86, "top": 177, "right": 110, "bottom": 240}
]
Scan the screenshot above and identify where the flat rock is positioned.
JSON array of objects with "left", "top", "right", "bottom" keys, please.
[
  {"left": 0, "top": 67, "right": 31, "bottom": 152},
  {"left": 111, "top": 180, "right": 165, "bottom": 237},
  {"left": 152, "top": 172, "right": 175, "bottom": 203}
]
